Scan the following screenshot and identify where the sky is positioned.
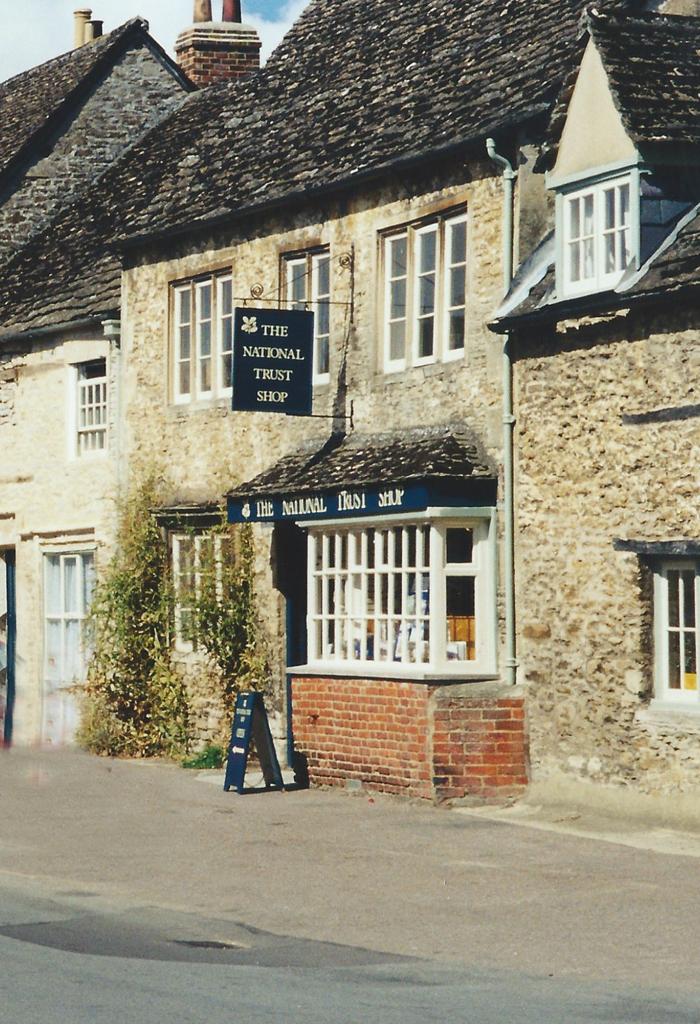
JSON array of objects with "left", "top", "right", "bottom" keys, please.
[{"left": 0, "top": 0, "right": 311, "bottom": 82}]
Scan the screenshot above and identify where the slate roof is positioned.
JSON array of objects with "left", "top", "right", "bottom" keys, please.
[
  {"left": 492, "top": 8, "right": 700, "bottom": 332},
  {"left": 540, "top": 7, "right": 700, "bottom": 171},
  {"left": 0, "top": 19, "right": 188, "bottom": 189},
  {"left": 491, "top": 201, "right": 700, "bottom": 332},
  {"left": 226, "top": 428, "right": 496, "bottom": 502},
  {"left": 0, "top": 0, "right": 602, "bottom": 339},
  {"left": 112, "top": 0, "right": 594, "bottom": 243}
]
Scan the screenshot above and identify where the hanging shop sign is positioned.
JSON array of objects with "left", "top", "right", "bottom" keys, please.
[{"left": 232, "top": 307, "right": 314, "bottom": 416}]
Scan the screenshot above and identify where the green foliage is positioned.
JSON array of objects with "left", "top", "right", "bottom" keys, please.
[
  {"left": 182, "top": 744, "right": 225, "bottom": 770},
  {"left": 189, "top": 522, "right": 268, "bottom": 715},
  {"left": 78, "top": 477, "right": 190, "bottom": 758}
]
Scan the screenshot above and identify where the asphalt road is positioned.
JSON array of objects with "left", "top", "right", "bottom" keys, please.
[{"left": 2, "top": 749, "right": 700, "bottom": 1022}]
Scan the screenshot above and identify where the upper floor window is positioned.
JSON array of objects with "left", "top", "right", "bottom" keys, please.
[
  {"left": 77, "top": 359, "right": 107, "bottom": 455},
  {"left": 173, "top": 274, "right": 232, "bottom": 403},
  {"left": 383, "top": 210, "right": 467, "bottom": 373},
  {"left": 559, "top": 173, "right": 637, "bottom": 297},
  {"left": 654, "top": 561, "right": 700, "bottom": 706},
  {"left": 284, "top": 251, "right": 331, "bottom": 385}
]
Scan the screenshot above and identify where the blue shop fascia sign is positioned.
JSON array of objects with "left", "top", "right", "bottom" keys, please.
[
  {"left": 232, "top": 307, "right": 313, "bottom": 416},
  {"left": 228, "top": 485, "right": 470, "bottom": 524}
]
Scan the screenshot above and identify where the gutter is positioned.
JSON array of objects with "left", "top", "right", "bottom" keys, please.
[
  {"left": 487, "top": 138, "right": 518, "bottom": 689},
  {"left": 0, "top": 313, "right": 118, "bottom": 346}
]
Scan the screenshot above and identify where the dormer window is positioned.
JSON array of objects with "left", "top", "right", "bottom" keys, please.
[{"left": 558, "top": 171, "right": 638, "bottom": 297}]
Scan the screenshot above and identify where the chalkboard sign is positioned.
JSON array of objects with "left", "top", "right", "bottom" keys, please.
[{"left": 224, "top": 690, "right": 284, "bottom": 794}]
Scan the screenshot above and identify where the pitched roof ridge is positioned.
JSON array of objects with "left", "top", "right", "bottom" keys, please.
[{"left": 0, "top": 17, "right": 147, "bottom": 95}]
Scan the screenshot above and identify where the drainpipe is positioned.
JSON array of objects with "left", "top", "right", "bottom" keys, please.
[
  {"left": 486, "top": 138, "right": 518, "bottom": 688},
  {"left": 103, "top": 319, "right": 121, "bottom": 491}
]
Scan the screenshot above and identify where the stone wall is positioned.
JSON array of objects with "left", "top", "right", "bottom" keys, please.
[
  {"left": 514, "top": 307, "right": 700, "bottom": 795},
  {"left": 119, "top": 156, "right": 522, "bottom": 786},
  {"left": 0, "top": 329, "right": 119, "bottom": 743}
]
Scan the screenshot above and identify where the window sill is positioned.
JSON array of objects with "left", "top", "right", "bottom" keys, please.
[
  {"left": 289, "top": 662, "right": 500, "bottom": 683},
  {"left": 636, "top": 701, "right": 700, "bottom": 732}
]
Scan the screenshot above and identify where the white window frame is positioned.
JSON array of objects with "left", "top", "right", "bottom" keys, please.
[
  {"left": 171, "top": 532, "right": 225, "bottom": 652},
  {"left": 654, "top": 561, "right": 700, "bottom": 706},
  {"left": 43, "top": 550, "right": 95, "bottom": 685},
  {"left": 74, "top": 359, "right": 108, "bottom": 457},
  {"left": 284, "top": 250, "right": 331, "bottom": 386},
  {"left": 383, "top": 210, "right": 468, "bottom": 373},
  {"left": 558, "top": 170, "right": 639, "bottom": 298},
  {"left": 173, "top": 273, "right": 233, "bottom": 404},
  {"left": 306, "top": 513, "right": 495, "bottom": 677}
]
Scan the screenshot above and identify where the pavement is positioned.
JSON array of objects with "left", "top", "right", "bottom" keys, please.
[{"left": 3, "top": 747, "right": 700, "bottom": 1000}]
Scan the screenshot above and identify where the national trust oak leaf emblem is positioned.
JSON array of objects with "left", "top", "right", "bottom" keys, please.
[{"left": 241, "top": 316, "right": 258, "bottom": 334}]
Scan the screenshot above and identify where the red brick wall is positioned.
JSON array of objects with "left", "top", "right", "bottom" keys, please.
[
  {"left": 177, "top": 42, "right": 260, "bottom": 86},
  {"left": 432, "top": 696, "right": 528, "bottom": 803},
  {"left": 292, "top": 676, "right": 528, "bottom": 803}
]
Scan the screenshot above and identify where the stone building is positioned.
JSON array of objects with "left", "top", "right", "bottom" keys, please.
[
  {"left": 0, "top": 12, "right": 194, "bottom": 744},
  {"left": 8, "top": 0, "right": 700, "bottom": 808},
  {"left": 98, "top": 0, "right": 599, "bottom": 799},
  {"left": 493, "top": 1, "right": 700, "bottom": 796}
]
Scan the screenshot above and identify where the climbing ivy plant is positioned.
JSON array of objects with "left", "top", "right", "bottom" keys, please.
[
  {"left": 78, "top": 477, "right": 190, "bottom": 757},
  {"left": 186, "top": 520, "right": 268, "bottom": 717}
]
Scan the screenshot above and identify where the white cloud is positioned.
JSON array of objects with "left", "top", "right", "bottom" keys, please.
[{"left": 0, "top": 0, "right": 311, "bottom": 82}]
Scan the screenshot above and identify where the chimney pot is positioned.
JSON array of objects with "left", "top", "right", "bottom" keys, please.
[
  {"left": 85, "top": 19, "right": 103, "bottom": 42},
  {"left": 193, "top": 0, "right": 213, "bottom": 22},
  {"left": 222, "top": 0, "right": 242, "bottom": 22},
  {"left": 73, "top": 8, "right": 92, "bottom": 48}
]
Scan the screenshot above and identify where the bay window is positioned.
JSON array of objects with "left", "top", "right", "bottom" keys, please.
[{"left": 307, "top": 516, "right": 495, "bottom": 675}]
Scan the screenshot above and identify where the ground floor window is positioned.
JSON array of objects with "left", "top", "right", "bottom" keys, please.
[
  {"left": 654, "top": 562, "right": 700, "bottom": 704},
  {"left": 171, "top": 532, "right": 232, "bottom": 651},
  {"left": 307, "top": 517, "right": 495, "bottom": 674},
  {"left": 43, "top": 550, "right": 95, "bottom": 744}
]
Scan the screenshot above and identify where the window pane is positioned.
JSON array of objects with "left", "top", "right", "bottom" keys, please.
[
  {"left": 668, "top": 630, "right": 681, "bottom": 689},
  {"left": 45, "top": 556, "right": 61, "bottom": 616},
  {"left": 199, "top": 284, "right": 212, "bottom": 320},
  {"left": 391, "top": 278, "right": 406, "bottom": 320},
  {"left": 220, "top": 278, "right": 232, "bottom": 315},
  {"left": 446, "top": 528, "right": 473, "bottom": 564},
  {"left": 569, "top": 242, "right": 581, "bottom": 283},
  {"left": 604, "top": 188, "right": 615, "bottom": 231},
  {"left": 684, "top": 631, "right": 697, "bottom": 690},
  {"left": 63, "top": 557, "right": 78, "bottom": 614},
  {"left": 450, "top": 219, "right": 467, "bottom": 264},
  {"left": 446, "top": 577, "right": 476, "bottom": 662},
  {"left": 390, "top": 321, "right": 405, "bottom": 363},
  {"left": 419, "top": 274, "right": 435, "bottom": 316},
  {"left": 569, "top": 198, "right": 580, "bottom": 238},
  {"left": 668, "top": 571, "right": 680, "bottom": 627},
  {"left": 448, "top": 310, "right": 465, "bottom": 351},
  {"left": 419, "top": 229, "right": 437, "bottom": 274},
  {"left": 583, "top": 194, "right": 594, "bottom": 235},
  {"left": 683, "top": 571, "right": 696, "bottom": 628},
  {"left": 390, "top": 236, "right": 407, "bottom": 278},
  {"left": 418, "top": 317, "right": 434, "bottom": 359}
]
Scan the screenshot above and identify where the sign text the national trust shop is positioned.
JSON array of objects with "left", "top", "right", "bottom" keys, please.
[{"left": 232, "top": 307, "right": 313, "bottom": 416}]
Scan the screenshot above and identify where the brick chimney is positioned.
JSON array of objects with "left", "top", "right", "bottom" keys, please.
[{"left": 175, "top": 0, "right": 261, "bottom": 87}]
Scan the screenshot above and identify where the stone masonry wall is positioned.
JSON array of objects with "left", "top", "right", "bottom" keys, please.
[
  {"left": 0, "top": 330, "right": 119, "bottom": 743},
  {"left": 515, "top": 308, "right": 700, "bottom": 795},
  {"left": 120, "top": 160, "right": 513, "bottom": 745}
]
